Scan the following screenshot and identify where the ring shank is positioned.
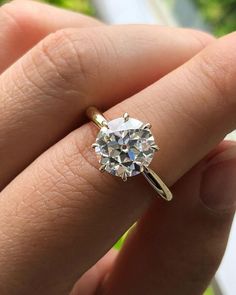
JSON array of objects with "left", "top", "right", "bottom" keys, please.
[
  {"left": 86, "top": 106, "right": 108, "bottom": 129},
  {"left": 142, "top": 167, "right": 173, "bottom": 201}
]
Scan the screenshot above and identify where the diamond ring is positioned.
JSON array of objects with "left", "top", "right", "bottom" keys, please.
[{"left": 87, "top": 107, "right": 173, "bottom": 201}]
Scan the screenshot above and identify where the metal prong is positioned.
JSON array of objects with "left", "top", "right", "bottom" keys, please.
[
  {"left": 99, "top": 164, "right": 106, "bottom": 172},
  {"left": 151, "top": 144, "right": 160, "bottom": 151},
  {"left": 141, "top": 123, "right": 152, "bottom": 129},
  {"left": 91, "top": 143, "right": 98, "bottom": 149},
  {"left": 102, "top": 121, "right": 109, "bottom": 128},
  {"left": 121, "top": 172, "right": 128, "bottom": 181},
  {"left": 123, "top": 112, "right": 129, "bottom": 122},
  {"left": 140, "top": 166, "right": 145, "bottom": 172}
]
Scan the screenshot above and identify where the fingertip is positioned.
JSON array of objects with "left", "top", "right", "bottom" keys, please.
[
  {"left": 206, "top": 140, "right": 236, "bottom": 162},
  {"left": 183, "top": 28, "right": 215, "bottom": 48}
]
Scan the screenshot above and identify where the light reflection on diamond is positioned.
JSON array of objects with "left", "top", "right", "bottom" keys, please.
[{"left": 95, "top": 117, "right": 157, "bottom": 178}]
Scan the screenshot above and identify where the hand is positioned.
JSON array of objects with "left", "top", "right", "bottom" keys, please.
[{"left": 0, "top": 1, "right": 235, "bottom": 294}]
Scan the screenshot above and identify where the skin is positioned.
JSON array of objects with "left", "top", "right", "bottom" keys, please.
[{"left": 0, "top": 1, "right": 235, "bottom": 294}]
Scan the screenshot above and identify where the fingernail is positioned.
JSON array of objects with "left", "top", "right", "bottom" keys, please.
[{"left": 201, "top": 146, "right": 236, "bottom": 212}]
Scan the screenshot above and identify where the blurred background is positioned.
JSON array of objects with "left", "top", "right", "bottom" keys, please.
[
  {"left": 0, "top": 0, "right": 235, "bottom": 295},
  {"left": 0, "top": 0, "right": 233, "bottom": 36},
  {"left": 0, "top": 0, "right": 235, "bottom": 36}
]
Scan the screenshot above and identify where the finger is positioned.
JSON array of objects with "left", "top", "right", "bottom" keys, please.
[
  {"left": 206, "top": 140, "right": 236, "bottom": 160},
  {"left": 0, "top": 25, "right": 212, "bottom": 188},
  {"left": 70, "top": 249, "right": 117, "bottom": 295},
  {"left": 101, "top": 145, "right": 236, "bottom": 295},
  {"left": 1, "top": 32, "right": 236, "bottom": 294},
  {"left": 0, "top": 0, "right": 101, "bottom": 72},
  {"left": 107, "top": 31, "right": 236, "bottom": 186}
]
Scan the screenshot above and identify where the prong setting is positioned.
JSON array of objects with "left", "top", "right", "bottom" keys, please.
[
  {"left": 141, "top": 123, "right": 152, "bottom": 129},
  {"left": 121, "top": 172, "right": 128, "bottom": 181},
  {"left": 91, "top": 143, "right": 98, "bottom": 149},
  {"left": 123, "top": 112, "right": 129, "bottom": 122},
  {"left": 140, "top": 166, "right": 145, "bottom": 173},
  {"left": 102, "top": 120, "right": 109, "bottom": 128},
  {"left": 94, "top": 116, "right": 156, "bottom": 178},
  {"left": 99, "top": 164, "right": 106, "bottom": 172},
  {"left": 88, "top": 107, "right": 173, "bottom": 201},
  {"left": 151, "top": 144, "right": 160, "bottom": 151}
]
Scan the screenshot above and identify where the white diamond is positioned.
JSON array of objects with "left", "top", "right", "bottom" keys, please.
[{"left": 95, "top": 117, "right": 157, "bottom": 178}]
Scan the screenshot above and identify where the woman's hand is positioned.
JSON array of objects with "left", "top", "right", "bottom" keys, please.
[{"left": 0, "top": 1, "right": 235, "bottom": 294}]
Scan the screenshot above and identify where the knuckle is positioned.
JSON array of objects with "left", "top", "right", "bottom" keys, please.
[
  {"left": 39, "top": 28, "right": 102, "bottom": 90},
  {"left": 50, "top": 125, "right": 118, "bottom": 200},
  {"left": 35, "top": 127, "right": 107, "bottom": 205},
  {"left": 61, "top": 126, "right": 99, "bottom": 184}
]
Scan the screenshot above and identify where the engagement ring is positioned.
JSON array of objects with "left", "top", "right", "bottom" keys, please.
[{"left": 87, "top": 107, "right": 173, "bottom": 201}]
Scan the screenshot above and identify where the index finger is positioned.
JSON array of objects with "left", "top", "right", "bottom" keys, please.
[{"left": 0, "top": 0, "right": 101, "bottom": 72}]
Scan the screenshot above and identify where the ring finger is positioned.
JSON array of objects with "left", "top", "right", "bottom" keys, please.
[{"left": 0, "top": 25, "right": 210, "bottom": 188}]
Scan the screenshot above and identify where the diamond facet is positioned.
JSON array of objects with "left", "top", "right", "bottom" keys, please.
[{"left": 94, "top": 117, "right": 157, "bottom": 178}]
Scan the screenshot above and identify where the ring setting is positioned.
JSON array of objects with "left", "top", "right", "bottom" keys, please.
[{"left": 87, "top": 107, "right": 173, "bottom": 201}]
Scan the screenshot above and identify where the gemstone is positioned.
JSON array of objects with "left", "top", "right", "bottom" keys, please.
[{"left": 94, "top": 117, "right": 157, "bottom": 178}]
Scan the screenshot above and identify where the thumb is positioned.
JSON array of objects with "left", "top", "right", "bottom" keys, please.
[{"left": 101, "top": 143, "right": 236, "bottom": 295}]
